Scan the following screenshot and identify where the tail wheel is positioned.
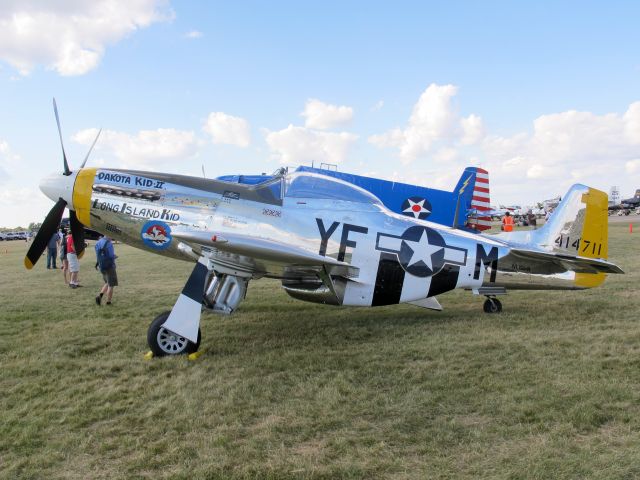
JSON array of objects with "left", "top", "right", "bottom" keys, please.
[
  {"left": 147, "top": 311, "right": 201, "bottom": 357},
  {"left": 483, "top": 297, "right": 502, "bottom": 314}
]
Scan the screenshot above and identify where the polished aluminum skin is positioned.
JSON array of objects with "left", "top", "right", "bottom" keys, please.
[{"left": 82, "top": 168, "right": 621, "bottom": 310}]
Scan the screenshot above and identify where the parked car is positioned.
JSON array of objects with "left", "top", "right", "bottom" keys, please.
[{"left": 6, "top": 232, "right": 26, "bottom": 240}]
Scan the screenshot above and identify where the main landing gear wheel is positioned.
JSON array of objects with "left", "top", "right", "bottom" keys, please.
[
  {"left": 483, "top": 297, "right": 502, "bottom": 314},
  {"left": 147, "top": 311, "right": 201, "bottom": 357}
]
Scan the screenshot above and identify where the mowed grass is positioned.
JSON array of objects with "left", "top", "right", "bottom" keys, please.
[{"left": 1, "top": 221, "right": 639, "bottom": 479}]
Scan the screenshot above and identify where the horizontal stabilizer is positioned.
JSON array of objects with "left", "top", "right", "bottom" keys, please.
[{"left": 507, "top": 248, "right": 624, "bottom": 275}]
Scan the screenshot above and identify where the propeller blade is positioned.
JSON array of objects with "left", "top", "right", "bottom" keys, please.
[
  {"left": 79, "top": 128, "right": 102, "bottom": 169},
  {"left": 53, "top": 98, "right": 71, "bottom": 176},
  {"left": 24, "top": 198, "right": 66, "bottom": 269},
  {"left": 69, "top": 210, "right": 86, "bottom": 258}
]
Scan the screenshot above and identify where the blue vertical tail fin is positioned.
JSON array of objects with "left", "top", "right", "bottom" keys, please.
[{"left": 453, "top": 167, "right": 491, "bottom": 231}]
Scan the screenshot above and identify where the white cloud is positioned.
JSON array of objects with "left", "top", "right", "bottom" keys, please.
[
  {"left": 185, "top": 30, "right": 203, "bottom": 39},
  {"left": 0, "top": 139, "right": 21, "bottom": 180},
  {"left": 368, "top": 83, "right": 464, "bottom": 162},
  {"left": 433, "top": 146, "right": 459, "bottom": 164},
  {"left": 526, "top": 164, "right": 549, "bottom": 179},
  {"left": 0, "top": 186, "right": 36, "bottom": 205},
  {"left": 301, "top": 99, "right": 353, "bottom": 130},
  {"left": 0, "top": 140, "right": 52, "bottom": 227},
  {"left": 73, "top": 127, "right": 198, "bottom": 168},
  {"left": 625, "top": 159, "right": 640, "bottom": 174},
  {"left": 0, "top": 139, "right": 19, "bottom": 160},
  {"left": 371, "top": 100, "right": 384, "bottom": 112},
  {"left": 460, "top": 114, "right": 485, "bottom": 145},
  {"left": 368, "top": 83, "right": 640, "bottom": 203},
  {"left": 477, "top": 105, "right": 640, "bottom": 202},
  {"left": 623, "top": 101, "right": 640, "bottom": 144},
  {"left": 0, "top": 0, "right": 173, "bottom": 76},
  {"left": 265, "top": 125, "right": 358, "bottom": 165},
  {"left": 0, "top": 185, "right": 52, "bottom": 228},
  {"left": 203, "top": 112, "right": 251, "bottom": 147}
]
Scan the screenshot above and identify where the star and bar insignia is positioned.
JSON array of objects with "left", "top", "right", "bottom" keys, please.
[
  {"left": 376, "top": 226, "right": 467, "bottom": 278},
  {"left": 401, "top": 197, "right": 432, "bottom": 220}
]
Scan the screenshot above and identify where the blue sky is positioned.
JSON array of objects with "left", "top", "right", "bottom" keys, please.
[{"left": 1, "top": 1, "right": 639, "bottom": 227}]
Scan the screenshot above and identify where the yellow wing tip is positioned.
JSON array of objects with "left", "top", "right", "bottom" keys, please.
[{"left": 24, "top": 257, "right": 34, "bottom": 270}]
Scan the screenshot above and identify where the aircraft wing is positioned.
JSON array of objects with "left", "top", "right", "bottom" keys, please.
[
  {"left": 505, "top": 248, "right": 624, "bottom": 275},
  {"left": 172, "top": 230, "right": 359, "bottom": 278}
]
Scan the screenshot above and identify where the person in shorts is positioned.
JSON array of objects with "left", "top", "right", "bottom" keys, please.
[
  {"left": 66, "top": 233, "right": 80, "bottom": 288},
  {"left": 95, "top": 235, "right": 118, "bottom": 306}
]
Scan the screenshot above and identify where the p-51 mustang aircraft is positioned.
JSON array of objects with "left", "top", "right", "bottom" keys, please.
[{"left": 27, "top": 101, "right": 623, "bottom": 357}]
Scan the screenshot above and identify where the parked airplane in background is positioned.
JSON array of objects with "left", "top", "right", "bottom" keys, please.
[
  {"left": 621, "top": 189, "right": 640, "bottom": 208},
  {"left": 219, "top": 166, "right": 492, "bottom": 232},
  {"left": 26, "top": 101, "right": 623, "bottom": 358}
]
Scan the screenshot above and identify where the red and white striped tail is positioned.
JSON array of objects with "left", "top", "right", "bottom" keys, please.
[{"left": 468, "top": 168, "right": 492, "bottom": 231}]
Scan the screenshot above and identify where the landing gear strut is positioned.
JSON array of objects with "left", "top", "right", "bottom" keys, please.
[
  {"left": 145, "top": 259, "right": 250, "bottom": 357},
  {"left": 483, "top": 296, "right": 502, "bottom": 314}
]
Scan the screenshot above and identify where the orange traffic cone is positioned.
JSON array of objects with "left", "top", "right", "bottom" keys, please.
[{"left": 630, "top": 224, "right": 633, "bottom": 233}]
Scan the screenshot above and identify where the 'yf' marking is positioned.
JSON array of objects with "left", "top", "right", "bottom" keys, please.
[
  {"left": 376, "top": 226, "right": 466, "bottom": 278},
  {"left": 316, "top": 219, "right": 368, "bottom": 262}
]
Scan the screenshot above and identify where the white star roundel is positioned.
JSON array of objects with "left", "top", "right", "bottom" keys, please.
[{"left": 401, "top": 196, "right": 432, "bottom": 220}]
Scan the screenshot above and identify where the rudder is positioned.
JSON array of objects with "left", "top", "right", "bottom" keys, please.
[
  {"left": 454, "top": 167, "right": 491, "bottom": 231},
  {"left": 534, "top": 184, "right": 609, "bottom": 287}
]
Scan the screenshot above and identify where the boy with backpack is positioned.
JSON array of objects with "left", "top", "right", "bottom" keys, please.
[{"left": 95, "top": 235, "right": 118, "bottom": 306}]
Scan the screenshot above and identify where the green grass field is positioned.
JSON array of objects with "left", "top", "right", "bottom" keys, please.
[{"left": 1, "top": 221, "right": 639, "bottom": 479}]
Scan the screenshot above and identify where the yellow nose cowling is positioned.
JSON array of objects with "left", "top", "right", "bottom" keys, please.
[{"left": 72, "top": 168, "right": 97, "bottom": 227}]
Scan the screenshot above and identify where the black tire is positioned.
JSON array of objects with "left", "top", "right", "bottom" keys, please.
[
  {"left": 495, "top": 298, "right": 503, "bottom": 312},
  {"left": 483, "top": 298, "right": 501, "bottom": 314},
  {"left": 147, "top": 311, "right": 201, "bottom": 357}
]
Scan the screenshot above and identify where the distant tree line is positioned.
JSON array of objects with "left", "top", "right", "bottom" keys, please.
[{"left": 0, "top": 222, "right": 42, "bottom": 232}]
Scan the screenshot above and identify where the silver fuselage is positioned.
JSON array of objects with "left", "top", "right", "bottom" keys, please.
[{"left": 69, "top": 168, "right": 593, "bottom": 307}]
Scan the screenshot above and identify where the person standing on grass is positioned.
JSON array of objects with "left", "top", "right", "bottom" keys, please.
[
  {"left": 59, "top": 228, "right": 70, "bottom": 284},
  {"left": 501, "top": 211, "right": 514, "bottom": 232},
  {"left": 46, "top": 231, "right": 58, "bottom": 269},
  {"left": 527, "top": 210, "right": 537, "bottom": 229},
  {"left": 66, "top": 233, "right": 81, "bottom": 288},
  {"left": 95, "top": 235, "right": 118, "bottom": 306}
]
